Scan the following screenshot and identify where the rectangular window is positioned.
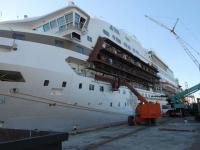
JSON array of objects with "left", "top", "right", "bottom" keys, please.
[
  {"left": 44, "top": 80, "right": 49, "bottom": 86},
  {"left": 87, "top": 36, "right": 92, "bottom": 42},
  {"left": 89, "top": 84, "right": 94, "bottom": 91},
  {"left": 112, "top": 35, "right": 116, "bottom": 40},
  {"left": 103, "top": 29, "right": 110, "bottom": 37},
  {"left": 62, "top": 81, "right": 67, "bottom": 87},
  {"left": 75, "top": 13, "right": 80, "bottom": 23},
  {"left": 12, "top": 33, "right": 25, "bottom": 40},
  {"left": 72, "top": 32, "right": 81, "bottom": 40},
  {"left": 100, "top": 86, "right": 104, "bottom": 92},
  {"left": 57, "top": 16, "right": 66, "bottom": 26},
  {"left": 65, "top": 13, "right": 73, "bottom": 23},
  {"left": 115, "top": 37, "right": 121, "bottom": 44},
  {"left": 50, "top": 20, "right": 58, "bottom": 29},
  {"left": 55, "top": 40, "right": 64, "bottom": 48},
  {"left": 0, "top": 70, "right": 25, "bottom": 82},
  {"left": 43, "top": 23, "right": 50, "bottom": 32},
  {"left": 124, "top": 42, "right": 128, "bottom": 48},
  {"left": 74, "top": 46, "right": 84, "bottom": 54},
  {"left": 35, "top": 26, "right": 44, "bottom": 32},
  {"left": 79, "top": 83, "right": 82, "bottom": 89},
  {"left": 110, "top": 25, "right": 114, "bottom": 31},
  {"left": 114, "top": 28, "right": 120, "bottom": 35},
  {"left": 75, "top": 13, "right": 80, "bottom": 29}
]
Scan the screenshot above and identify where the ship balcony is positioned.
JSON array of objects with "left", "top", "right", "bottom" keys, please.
[
  {"left": 56, "top": 23, "right": 87, "bottom": 40},
  {"left": 88, "top": 37, "right": 160, "bottom": 88}
]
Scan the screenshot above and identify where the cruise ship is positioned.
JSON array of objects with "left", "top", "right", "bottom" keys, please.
[{"left": 0, "top": 2, "right": 180, "bottom": 131}]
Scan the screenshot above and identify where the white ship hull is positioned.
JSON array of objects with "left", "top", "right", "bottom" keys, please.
[
  {"left": 0, "top": 95, "right": 128, "bottom": 132},
  {"left": 0, "top": 37, "right": 137, "bottom": 131}
]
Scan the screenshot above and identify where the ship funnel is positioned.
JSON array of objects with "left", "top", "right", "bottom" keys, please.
[{"left": 68, "top": 0, "right": 75, "bottom": 6}]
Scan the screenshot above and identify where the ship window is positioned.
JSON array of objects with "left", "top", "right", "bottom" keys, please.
[
  {"left": 100, "top": 86, "right": 104, "bottom": 92},
  {"left": 125, "top": 102, "right": 127, "bottom": 107},
  {"left": 110, "top": 102, "right": 112, "bottom": 107},
  {"left": 43, "top": 23, "right": 50, "bottom": 32},
  {"left": 74, "top": 46, "right": 84, "bottom": 54},
  {"left": 65, "top": 13, "right": 73, "bottom": 23},
  {"left": 87, "top": 36, "right": 92, "bottom": 42},
  {"left": 79, "top": 83, "right": 82, "bottom": 89},
  {"left": 103, "top": 29, "right": 110, "bottom": 37},
  {"left": 75, "top": 13, "right": 80, "bottom": 28},
  {"left": 44, "top": 80, "right": 49, "bottom": 86},
  {"left": 72, "top": 32, "right": 81, "bottom": 41},
  {"left": 115, "top": 37, "right": 121, "bottom": 44},
  {"left": 112, "top": 35, "right": 116, "bottom": 40},
  {"left": 57, "top": 16, "right": 66, "bottom": 26},
  {"left": 75, "top": 13, "right": 80, "bottom": 22},
  {"left": 62, "top": 81, "right": 67, "bottom": 87},
  {"left": 89, "top": 84, "right": 94, "bottom": 91},
  {"left": 110, "top": 25, "right": 114, "bottom": 31},
  {"left": 124, "top": 42, "right": 128, "bottom": 48},
  {"left": 110, "top": 25, "right": 119, "bottom": 34},
  {"left": 0, "top": 70, "right": 25, "bottom": 82},
  {"left": 35, "top": 26, "right": 44, "bottom": 32},
  {"left": 50, "top": 20, "right": 58, "bottom": 29},
  {"left": 55, "top": 40, "right": 64, "bottom": 48},
  {"left": 114, "top": 28, "right": 120, "bottom": 35},
  {"left": 80, "top": 17, "right": 86, "bottom": 29},
  {"left": 12, "top": 33, "right": 25, "bottom": 40}
]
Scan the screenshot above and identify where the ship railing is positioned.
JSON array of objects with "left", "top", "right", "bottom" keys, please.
[{"left": 57, "top": 23, "right": 82, "bottom": 34}]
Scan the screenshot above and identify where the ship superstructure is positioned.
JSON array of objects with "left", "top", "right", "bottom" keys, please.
[{"left": 0, "top": 2, "right": 179, "bottom": 131}]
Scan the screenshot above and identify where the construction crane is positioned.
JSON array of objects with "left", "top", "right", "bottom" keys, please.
[
  {"left": 145, "top": 15, "right": 200, "bottom": 116},
  {"left": 124, "top": 81, "right": 161, "bottom": 125},
  {"left": 167, "top": 82, "right": 200, "bottom": 116},
  {"left": 145, "top": 15, "right": 200, "bottom": 71}
]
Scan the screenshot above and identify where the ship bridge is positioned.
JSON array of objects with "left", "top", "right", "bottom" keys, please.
[{"left": 0, "top": 3, "right": 90, "bottom": 41}]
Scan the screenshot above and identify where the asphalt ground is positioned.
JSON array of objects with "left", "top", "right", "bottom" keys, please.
[{"left": 63, "top": 117, "right": 200, "bottom": 150}]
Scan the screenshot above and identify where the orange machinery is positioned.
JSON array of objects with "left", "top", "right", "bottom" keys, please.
[{"left": 125, "top": 81, "right": 161, "bottom": 125}]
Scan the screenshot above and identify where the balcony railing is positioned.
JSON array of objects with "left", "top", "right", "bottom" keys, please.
[{"left": 57, "top": 22, "right": 85, "bottom": 33}]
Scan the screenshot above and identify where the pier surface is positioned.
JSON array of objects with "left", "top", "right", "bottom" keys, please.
[{"left": 63, "top": 117, "right": 200, "bottom": 150}]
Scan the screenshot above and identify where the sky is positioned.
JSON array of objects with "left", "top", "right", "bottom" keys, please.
[{"left": 1, "top": 0, "right": 200, "bottom": 93}]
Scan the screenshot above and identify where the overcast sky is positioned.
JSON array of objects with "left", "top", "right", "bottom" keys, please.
[{"left": 1, "top": 0, "right": 200, "bottom": 93}]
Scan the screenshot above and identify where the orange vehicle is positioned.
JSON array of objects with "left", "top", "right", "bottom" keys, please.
[{"left": 125, "top": 81, "right": 162, "bottom": 125}]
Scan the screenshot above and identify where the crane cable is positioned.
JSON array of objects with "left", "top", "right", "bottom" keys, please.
[{"left": 145, "top": 15, "right": 200, "bottom": 72}]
